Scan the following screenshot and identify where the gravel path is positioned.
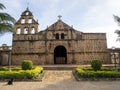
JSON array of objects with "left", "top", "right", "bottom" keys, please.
[{"left": 0, "top": 70, "right": 120, "bottom": 90}]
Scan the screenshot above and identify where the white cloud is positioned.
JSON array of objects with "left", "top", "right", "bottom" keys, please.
[{"left": 0, "top": 0, "right": 120, "bottom": 48}]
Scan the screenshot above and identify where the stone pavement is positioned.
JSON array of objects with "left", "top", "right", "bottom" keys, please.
[
  {"left": 43, "top": 70, "right": 75, "bottom": 82},
  {"left": 0, "top": 70, "right": 120, "bottom": 90}
]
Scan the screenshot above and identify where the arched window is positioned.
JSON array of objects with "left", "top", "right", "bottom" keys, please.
[
  {"left": 24, "top": 27, "right": 28, "bottom": 34},
  {"left": 61, "top": 33, "right": 64, "bottom": 39},
  {"left": 56, "top": 33, "right": 59, "bottom": 39},
  {"left": 31, "top": 27, "right": 35, "bottom": 34},
  {"left": 17, "top": 27, "right": 21, "bottom": 34}
]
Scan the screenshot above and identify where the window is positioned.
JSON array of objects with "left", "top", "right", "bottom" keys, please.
[
  {"left": 21, "top": 19, "right": 25, "bottom": 24},
  {"left": 26, "top": 12, "right": 29, "bottom": 15},
  {"left": 61, "top": 33, "right": 64, "bottom": 39},
  {"left": 28, "top": 19, "right": 32, "bottom": 24},
  {"left": 24, "top": 27, "right": 28, "bottom": 34},
  {"left": 56, "top": 33, "right": 59, "bottom": 39},
  {"left": 17, "top": 27, "right": 21, "bottom": 34},
  {"left": 31, "top": 28, "right": 35, "bottom": 34}
]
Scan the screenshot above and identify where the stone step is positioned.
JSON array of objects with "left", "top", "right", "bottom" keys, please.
[
  {"left": 41, "top": 64, "right": 115, "bottom": 70},
  {"left": 43, "top": 70, "right": 75, "bottom": 82},
  {"left": 42, "top": 65, "right": 79, "bottom": 70}
]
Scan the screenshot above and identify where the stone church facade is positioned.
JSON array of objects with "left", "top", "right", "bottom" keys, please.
[{"left": 12, "top": 8, "right": 110, "bottom": 65}]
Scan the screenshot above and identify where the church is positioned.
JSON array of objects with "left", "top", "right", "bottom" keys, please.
[{"left": 11, "top": 8, "right": 110, "bottom": 65}]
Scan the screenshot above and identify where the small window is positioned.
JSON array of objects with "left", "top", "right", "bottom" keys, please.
[
  {"left": 56, "top": 33, "right": 59, "bottom": 39},
  {"left": 17, "top": 28, "right": 21, "bottom": 34},
  {"left": 24, "top": 27, "right": 28, "bottom": 34},
  {"left": 21, "top": 19, "right": 25, "bottom": 24},
  {"left": 61, "top": 33, "right": 64, "bottom": 39},
  {"left": 31, "top": 28, "right": 35, "bottom": 34},
  {"left": 26, "top": 12, "right": 29, "bottom": 15},
  {"left": 28, "top": 19, "right": 32, "bottom": 24}
]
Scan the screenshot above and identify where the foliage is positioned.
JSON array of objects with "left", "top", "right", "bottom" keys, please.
[
  {"left": 113, "top": 15, "right": 120, "bottom": 41},
  {"left": 0, "top": 67, "right": 43, "bottom": 80},
  {"left": 1, "top": 44, "right": 9, "bottom": 50},
  {"left": 21, "top": 60, "right": 33, "bottom": 70},
  {"left": 11, "top": 67, "right": 21, "bottom": 71},
  {"left": 100, "top": 67, "right": 114, "bottom": 71},
  {"left": 0, "top": 67, "right": 9, "bottom": 71},
  {"left": 91, "top": 60, "right": 102, "bottom": 71},
  {"left": 0, "top": 3, "right": 16, "bottom": 34},
  {"left": 76, "top": 67, "right": 114, "bottom": 71},
  {"left": 75, "top": 67, "right": 120, "bottom": 80}
]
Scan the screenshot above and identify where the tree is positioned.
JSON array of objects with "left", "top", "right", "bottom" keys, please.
[
  {"left": 0, "top": 3, "right": 15, "bottom": 34},
  {"left": 114, "top": 15, "right": 120, "bottom": 41},
  {"left": 1, "top": 44, "right": 9, "bottom": 50}
]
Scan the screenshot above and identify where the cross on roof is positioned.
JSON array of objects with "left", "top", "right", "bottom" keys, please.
[
  {"left": 26, "top": 2, "right": 29, "bottom": 11},
  {"left": 58, "top": 15, "right": 62, "bottom": 20}
]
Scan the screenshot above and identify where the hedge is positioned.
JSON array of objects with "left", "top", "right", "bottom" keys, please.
[
  {"left": 77, "top": 67, "right": 114, "bottom": 71},
  {"left": 0, "top": 67, "right": 43, "bottom": 80},
  {"left": 76, "top": 67, "right": 120, "bottom": 79},
  {"left": 0, "top": 67, "right": 9, "bottom": 71}
]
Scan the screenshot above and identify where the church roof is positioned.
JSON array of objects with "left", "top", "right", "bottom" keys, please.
[
  {"left": 21, "top": 7, "right": 33, "bottom": 16},
  {"left": 47, "top": 18, "right": 75, "bottom": 30}
]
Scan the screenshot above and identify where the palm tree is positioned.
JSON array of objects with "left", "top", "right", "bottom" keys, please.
[
  {"left": 114, "top": 15, "right": 120, "bottom": 41},
  {"left": 0, "top": 3, "right": 15, "bottom": 34}
]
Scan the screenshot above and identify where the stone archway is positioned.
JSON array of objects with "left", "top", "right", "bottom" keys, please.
[{"left": 54, "top": 45, "right": 67, "bottom": 64}]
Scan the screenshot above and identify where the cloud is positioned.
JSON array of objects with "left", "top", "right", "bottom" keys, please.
[{"left": 0, "top": 0, "right": 120, "bottom": 48}]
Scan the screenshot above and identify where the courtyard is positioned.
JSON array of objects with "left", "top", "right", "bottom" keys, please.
[{"left": 0, "top": 70, "right": 120, "bottom": 90}]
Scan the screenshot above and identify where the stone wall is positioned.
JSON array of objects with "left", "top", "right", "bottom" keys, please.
[{"left": 12, "top": 32, "right": 111, "bottom": 65}]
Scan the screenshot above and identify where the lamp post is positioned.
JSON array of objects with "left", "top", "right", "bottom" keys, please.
[
  {"left": 111, "top": 47, "right": 118, "bottom": 71},
  {"left": 8, "top": 51, "right": 11, "bottom": 71},
  {"left": 113, "top": 53, "right": 117, "bottom": 71}
]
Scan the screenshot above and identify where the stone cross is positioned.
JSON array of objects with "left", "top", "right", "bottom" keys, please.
[{"left": 58, "top": 15, "right": 62, "bottom": 20}]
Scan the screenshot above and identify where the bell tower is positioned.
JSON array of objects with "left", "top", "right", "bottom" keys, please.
[{"left": 14, "top": 7, "right": 39, "bottom": 34}]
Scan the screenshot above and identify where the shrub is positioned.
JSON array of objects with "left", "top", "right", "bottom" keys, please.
[
  {"left": 0, "top": 67, "right": 43, "bottom": 80},
  {"left": 21, "top": 60, "right": 33, "bottom": 70},
  {"left": 0, "top": 67, "right": 9, "bottom": 71},
  {"left": 75, "top": 68, "right": 120, "bottom": 79},
  {"left": 91, "top": 60, "right": 102, "bottom": 71},
  {"left": 101, "top": 67, "right": 113, "bottom": 71},
  {"left": 11, "top": 67, "right": 21, "bottom": 71}
]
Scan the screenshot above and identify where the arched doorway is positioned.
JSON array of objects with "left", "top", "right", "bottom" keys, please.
[{"left": 54, "top": 46, "right": 67, "bottom": 64}]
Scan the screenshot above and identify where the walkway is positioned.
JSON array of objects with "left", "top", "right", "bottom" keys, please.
[
  {"left": 43, "top": 70, "right": 75, "bottom": 82},
  {"left": 0, "top": 70, "right": 120, "bottom": 90}
]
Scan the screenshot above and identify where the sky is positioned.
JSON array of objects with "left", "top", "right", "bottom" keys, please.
[{"left": 0, "top": 0, "right": 120, "bottom": 48}]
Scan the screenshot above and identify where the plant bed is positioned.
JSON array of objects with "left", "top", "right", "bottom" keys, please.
[
  {"left": 0, "top": 66, "right": 44, "bottom": 81},
  {"left": 74, "top": 67, "right": 120, "bottom": 81}
]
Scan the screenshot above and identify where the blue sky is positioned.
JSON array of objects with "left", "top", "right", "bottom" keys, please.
[{"left": 0, "top": 0, "right": 120, "bottom": 48}]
